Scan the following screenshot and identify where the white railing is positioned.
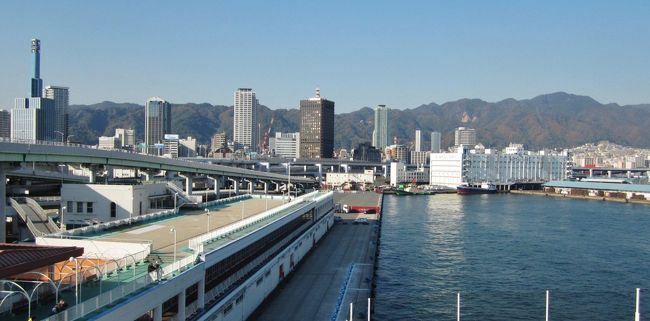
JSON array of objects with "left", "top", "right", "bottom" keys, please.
[
  {"left": 26, "top": 197, "right": 60, "bottom": 232},
  {"left": 41, "top": 272, "right": 156, "bottom": 321},
  {"left": 9, "top": 198, "right": 46, "bottom": 237},
  {"left": 187, "top": 195, "right": 314, "bottom": 252},
  {"left": 160, "top": 254, "right": 198, "bottom": 278},
  {"left": 52, "top": 207, "right": 177, "bottom": 238}
]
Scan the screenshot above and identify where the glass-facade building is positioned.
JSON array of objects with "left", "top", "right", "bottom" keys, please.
[
  {"left": 11, "top": 97, "right": 56, "bottom": 142},
  {"left": 145, "top": 97, "right": 172, "bottom": 155},
  {"left": 372, "top": 105, "right": 390, "bottom": 150},
  {"left": 299, "top": 95, "right": 335, "bottom": 159},
  {"left": 44, "top": 86, "right": 69, "bottom": 141}
]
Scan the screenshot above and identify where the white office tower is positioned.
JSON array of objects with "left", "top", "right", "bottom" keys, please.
[
  {"left": 233, "top": 88, "right": 258, "bottom": 152},
  {"left": 12, "top": 97, "right": 56, "bottom": 142},
  {"left": 44, "top": 86, "right": 69, "bottom": 141},
  {"left": 115, "top": 128, "right": 135, "bottom": 147},
  {"left": 274, "top": 132, "right": 300, "bottom": 158},
  {"left": 145, "top": 97, "right": 172, "bottom": 155},
  {"left": 372, "top": 105, "right": 390, "bottom": 149},
  {"left": 414, "top": 129, "right": 423, "bottom": 152},
  {"left": 454, "top": 127, "right": 477, "bottom": 146},
  {"left": 431, "top": 131, "right": 441, "bottom": 153}
]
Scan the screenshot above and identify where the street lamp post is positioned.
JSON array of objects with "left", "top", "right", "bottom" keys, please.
[
  {"left": 169, "top": 226, "right": 177, "bottom": 271},
  {"left": 54, "top": 130, "right": 65, "bottom": 144},
  {"left": 60, "top": 206, "right": 66, "bottom": 232},
  {"left": 68, "top": 257, "right": 79, "bottom": 313},
  {"left": 204, "top": 208, "right": 210, "bottom": 234}
]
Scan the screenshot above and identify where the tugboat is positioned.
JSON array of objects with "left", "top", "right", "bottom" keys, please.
[
  {"left": 394, "top": 179, "right": 436, "bottom": 196},
  {"left": 457, "top": 183, "right": 498, "bottom": 195}
]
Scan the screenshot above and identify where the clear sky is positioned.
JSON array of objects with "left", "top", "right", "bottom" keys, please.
[{"left": 1, "top": 0, "right": 649, "bottom": 112}]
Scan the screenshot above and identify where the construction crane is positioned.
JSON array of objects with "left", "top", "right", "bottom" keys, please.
[{"left": 262, "top": 116, "right": 274, "bottom": 154}]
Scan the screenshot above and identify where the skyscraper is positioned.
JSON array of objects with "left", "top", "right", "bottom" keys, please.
[
  {"left": 115, "top": 128, "right": 135, "bottom": 147},
  {"left": 30, "top": 39, "right": 43, "bottom": 98},
  {"left": 44, "top": 86, "right": 69, "bottom": 141},
  {"left": 454, "top": 127, "right": 477, "bottom": 146},
  {"left": 0, "top": 110, "right": 10, "bottom": 138},
  {"left": 145, "top": 97, "right": 172, "bottom": 154},
  {"left": 372, "top": 105, "right": 389, "bottom": 150},
  {"left": 414, "top": 129, "right": 423, "bottom": 152},
  {"left": 300, "top": 88, "right": 335, "bottom": 159},
  {"left": 233, "top": 88, "right": 258, "bottom": 151},
  {"left": 430, "top": 131, "right": 441, "bottom": 153},
  {"left": 11, "top": 39, "right": 56, "bottom": 142}
]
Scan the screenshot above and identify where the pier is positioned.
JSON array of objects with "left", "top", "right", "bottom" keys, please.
[{"left": 250, "top": 191, "right": 382, "bottom": 321}]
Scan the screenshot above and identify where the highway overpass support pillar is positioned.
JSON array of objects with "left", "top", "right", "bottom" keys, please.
[
  {"left": 382, "top": 165, "right": 388, "bottom": 178},
  {"left": 608, "top": 170, "right": 612, "bottom": 178},
  {"left": 259, "top": 180, "right": 269, "bottom": 194},
  {"left": 179, "top": 174, "right": 193, "bottom": 196},
  {"left": 589, "top": 168, "right": 593, "bottom": 178},
  {"left": 209, "top": 176, "right": 221, "bottom": 198},
  {"left": 227, "top": 178, "right": 240, "bottom": 195},
  {"left": 0, "top": 165, "right": 6, "bottom": 242},
  {"left": 342, "top": 164, "right": 349, "bottom": 173},
  {"left": 243, "top": 179, "right": 254, "bottom": 194},
  {"left": 315, "top": 164, "right": 323, "bottom": 182}
]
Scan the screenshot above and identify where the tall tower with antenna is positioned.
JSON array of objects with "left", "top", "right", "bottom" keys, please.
[{"left": 31, "top": 39, "right": 43, "bottom": 97}]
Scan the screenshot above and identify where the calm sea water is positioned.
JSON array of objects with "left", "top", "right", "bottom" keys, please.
[{"left": 374, "top": 194, "right": 650, "bottom": 321}]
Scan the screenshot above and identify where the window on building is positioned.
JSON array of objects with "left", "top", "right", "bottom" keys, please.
[
  {"left": 87, "top": 202, "right": 93, "bottom": 213},
  {"left": 110, "top": 202, "right": 116, "bottom": 218},
  {"left": 77, "top": 202, "right": 83, "bottom": 213},
  {"left": 67, "top": 201, "right": 73, "bottom": 211}
]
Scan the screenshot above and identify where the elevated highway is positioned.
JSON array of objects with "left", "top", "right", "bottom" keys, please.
[{"left": 0, "top": 141, "right": 316, "bottom": 241}]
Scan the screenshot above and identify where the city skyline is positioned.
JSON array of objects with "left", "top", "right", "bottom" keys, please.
[{"left": 1, "top": 1, "right": 649, "bottom": 113}]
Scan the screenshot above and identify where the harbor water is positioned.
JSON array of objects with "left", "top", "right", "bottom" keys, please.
[{"left": 374, "top": 194, "right": 650, "bottom": 320}]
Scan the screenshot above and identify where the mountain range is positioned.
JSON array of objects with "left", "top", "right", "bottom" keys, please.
[{"left": 68, "top": 92, "right": 650, "bottom": 150}]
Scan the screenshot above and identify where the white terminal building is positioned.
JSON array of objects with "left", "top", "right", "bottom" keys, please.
[
  {"left": 390, "top": 162, "right": 429, "bottom": 186},
  {"left": 430, "top": 143, "right": 568, "bottom": 189}
]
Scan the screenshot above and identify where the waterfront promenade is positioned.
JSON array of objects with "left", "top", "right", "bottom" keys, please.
[{"left": 511, "top": 189, "right": 650, "bottom": 205}]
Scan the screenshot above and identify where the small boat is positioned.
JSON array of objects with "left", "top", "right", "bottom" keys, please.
[
  {"left": 394, "top": 185, "right": 436, "bottom": 196},
  {"left": 457, "top": 183, "right": 498, "bottom": 195}
]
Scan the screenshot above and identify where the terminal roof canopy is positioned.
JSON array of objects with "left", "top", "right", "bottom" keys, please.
[{"left": 0, "top": 243, "right": 84, "bottom": 278}]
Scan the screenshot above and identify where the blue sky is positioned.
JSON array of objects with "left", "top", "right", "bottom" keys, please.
[{"left": 1, "top": 1, "right": 649, "bottom": 112}]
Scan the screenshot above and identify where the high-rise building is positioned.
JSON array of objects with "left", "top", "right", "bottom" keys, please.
[
  {"left": 454, "top": 127, "right": 477, "bottom": 146},
  {"left": 115, "top": 128, "right": 135, "bottom": 147},
  {"left": 352, "top": 142, "right": 382, "bottom": 163},
  {"left": 145, "top": 97, "right": 172, "bottom": 155},
  {"left": 372, "top": 105, "right": 390, "bottom": 149},
  {"left": 11, "top": 97, "right": 56, "bottom": 142},
  {"left": 211, "top": 132, "right": 227, "bottom": 151},
  {"left": 233, "top": 88, "right": 258, "bottom": 152},
  {"left": 414, "top": 129, "right": 423, "bottom": 152},
  {"left": 11, "top": 39, "right": 57, "bottom": 142},
  {"left": 430, "top": 131, "right": 441, "bottom": 153},
  {"left": 30, "top": 39, "right": 43, "bottom": 98},
  {"left": 179, "top": 136, "right": 197, "bottom": 157},
  {"left": 44, "top": 86, "right": 69, "bottom": 141},
  {"left": 0, "top": 110, "right": 10, "bottom": 138},
  {"left": 98, "top": 136, "right": 120, "bottom": 150},
  {"left": 299, "top": 88, "right": 335, "bottom": 159},
  {"left": 272, "top": 132, "right": 300, "bottom": 159}
]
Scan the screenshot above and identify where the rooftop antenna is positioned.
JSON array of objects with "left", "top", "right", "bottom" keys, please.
[{"left": 315, "top": 86, "right": 321, "bottom": 99}]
